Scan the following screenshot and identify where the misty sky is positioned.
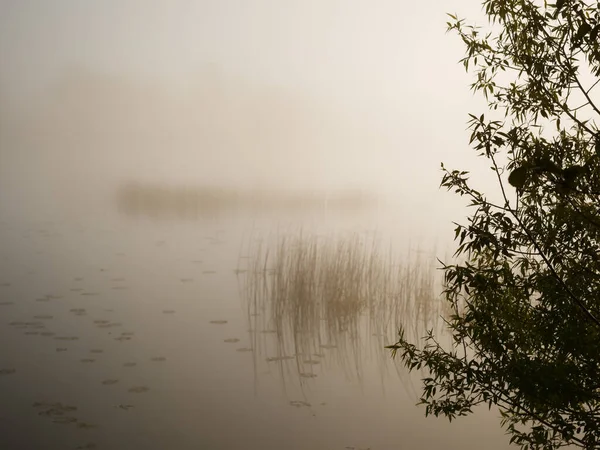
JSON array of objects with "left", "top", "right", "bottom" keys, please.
[{"left": 0, "top": 0, "right": 493, "bottom": 228}]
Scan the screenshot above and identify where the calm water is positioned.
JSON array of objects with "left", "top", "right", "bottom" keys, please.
[{"left": 0, "top": 203, "right": 510, "bottom": 450}]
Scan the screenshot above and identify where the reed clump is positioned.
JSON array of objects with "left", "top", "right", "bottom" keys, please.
[
  {"left": 116, "top": 183, "right": 376, "bottom": 219},
  {"left": 240, "top": 230, "right": 448, "bottom": 381}
]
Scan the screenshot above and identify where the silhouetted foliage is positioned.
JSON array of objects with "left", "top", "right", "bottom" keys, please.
[{"left": 388, "top": 1, "right": 600, "bottom": 448}]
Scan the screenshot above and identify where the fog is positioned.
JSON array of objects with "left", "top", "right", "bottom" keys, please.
[
  {"left": 0, "top": 0, "right": 494, "bottom": 228},
  {"left": 0, "top": 2, "right": 515, "bottom": 449}
]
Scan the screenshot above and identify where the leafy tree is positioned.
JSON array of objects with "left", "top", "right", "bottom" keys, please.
[{"left": 388, "top": 1, "right": 600, "bottom": 448}]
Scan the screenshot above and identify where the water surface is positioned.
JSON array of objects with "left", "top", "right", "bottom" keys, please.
[{"left": 0, "top": 204, "right": 510, "bottom": 450}]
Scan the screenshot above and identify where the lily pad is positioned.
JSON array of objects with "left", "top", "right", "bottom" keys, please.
[
  {"left": 113, "top": 404, "right": 133, "bottom": 410},
  {"left": 223, "top": 338, "right": 240, "bottom": 343},
  {"left": 128, "top": 386, "right": 150, "bottom": 394},
  {"left": 101, "top": 379, "right": 119, "bottom": 385},
  {"left": 150, "top": 356, "right": 166, "bottom": 362},
  {"left": 0, "top": 368, "right": 16, "bottom": 375},
  {"left": 289, "top": 400, "right": 311, "bottom": 408},
  {"left": 53, "top": 416, "right": 78, "bottom": 425},
  {"left": 98, "top": 323, "right": 121, "bottom": 329},
  {"left": 0, "top": 301, "right": 14, "bottom": 306},
  {"left": 209, "top": 320, "right": 228, "bottom": 324}
]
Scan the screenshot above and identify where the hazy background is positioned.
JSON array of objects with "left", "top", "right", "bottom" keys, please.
[
  {"left": 0, "top": 0, "right": 495, "bottom": 237},
  {"left": 0, "top": 3, "right": 518, "bottom": 449}
]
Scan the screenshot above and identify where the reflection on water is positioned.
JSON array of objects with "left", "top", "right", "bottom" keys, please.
[
  {"left": 238, "top": 230, "right": 447, "bottom": 387},
  {"left": 0, "top": 214, "right": 510, "bottom": 450}
]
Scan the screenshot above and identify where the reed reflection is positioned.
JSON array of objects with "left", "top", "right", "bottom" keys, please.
[{"left": 238, "top": 230, "right": 450, "bottom": 388}]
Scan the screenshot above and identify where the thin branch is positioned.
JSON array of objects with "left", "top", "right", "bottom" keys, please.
[
  {"left": 573, "top": 74, "right": 600, "bottom": 118},
  {"left": 586, "top": 77, "right": 600, "bottom": 95},
  {"left": 489, "top": 153, "right": 600, "bottom": 328}
]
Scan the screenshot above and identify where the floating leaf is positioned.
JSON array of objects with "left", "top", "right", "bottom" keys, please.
[
  {"left": 128, "top": 386, "right": 150, "bottom": 393},
  {"left": 113, "top": 404, "right": 133, "bottom": 410},
  {"left": 53, "top": 417, "right": 78, "bottom": 425},
  {"left": 289, "top": 400, "right": 311, "bottom": 408}
]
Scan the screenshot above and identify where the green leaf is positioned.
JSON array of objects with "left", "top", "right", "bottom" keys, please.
[
  {"left": 554, "top": 0, "right": 566, "bottom": 17},
  {"left": 590, "top": 25, "right": 600, "bottom": 43},
  {"left": 573, "top": 22, "right": 592, "bottom": 44},
  {"left": 508, "top": 166, "right": 529, "bottom": 189},
  {"left": 562, "top": 165, "right": 585, "bottom": 189}
]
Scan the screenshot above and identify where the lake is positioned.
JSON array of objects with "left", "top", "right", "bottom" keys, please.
[{"left": 0, "top": 190, "right": 510, "bottom": 450}]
